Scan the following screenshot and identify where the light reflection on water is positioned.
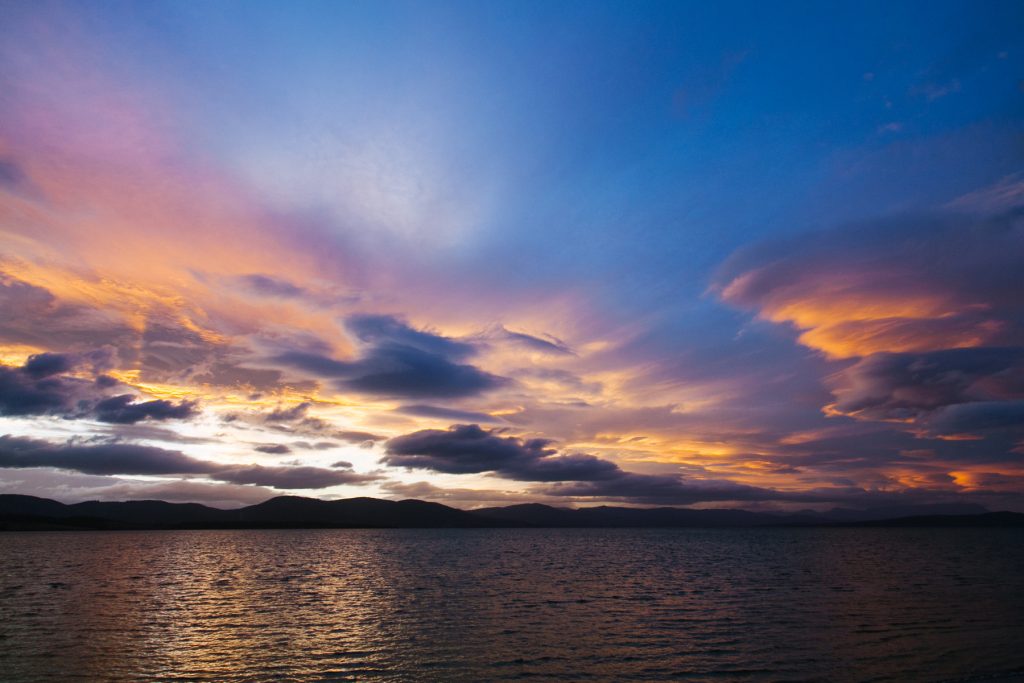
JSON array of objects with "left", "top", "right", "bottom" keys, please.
[{"left": 1, "top": 528, "right": 1022, "bottom": 682}]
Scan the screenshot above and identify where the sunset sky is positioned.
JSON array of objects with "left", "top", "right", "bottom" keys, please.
[{"left": 1, "top": 0, "right": 1022, "bottom": 510}]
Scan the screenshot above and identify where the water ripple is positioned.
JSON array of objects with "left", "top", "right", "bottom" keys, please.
[{"left": 0, "top": 528, "right": 1022, "bottom": 682}]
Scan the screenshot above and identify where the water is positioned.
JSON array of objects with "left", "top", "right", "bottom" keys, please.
[{"left": 0, "top": 528, "right": 1022, "bottom": 682}]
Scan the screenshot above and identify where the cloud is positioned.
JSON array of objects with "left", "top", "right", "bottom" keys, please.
[
  {"left": 0, "top": 435, "right": 379, "bottom": 489},
  {"left": 715, "top": 209, "right": 1024, "bottom": 359},
  {"left": 0, "top": 435, "right": 221, "bottom": 476},
  {"left": 83, "top": 480, "right": 276, "bottom": 508},
  {"left": 510, "top": 367, "right": 601, "bottom": 394},
  {"left": 265, "top": 402, "right": 314, "bottom": 422},
  {"left": 381, "top": 480, "right": 547, "bottom": 507},
  {"left": 826, "top": 347, "right": 1024, "bottom": 422},
  {"left": 948, "top": 174, "right": 1024, "bottom": 214},
  {"left": 0, "top": 357, "right": 92, "bottom": 417},
  {"left": 93, "top": 394, "right": 197, "bottom": 424},
  {"left": 254, "top": 443, "right": 291, "bottom": 454},
  {"left": 212, "top": 464, "right": 375, "bottom": 489},
  {"left": 475, "top": 325, "right": 574, "bottom": 355},
  {"left": 396, "top": 404, "right": 504, "bottom": 423},
  {"left": 334, "top": 431, "right": 384, "bottom": 444},
  {"left": 190, "top": 362, "right": 289, "bottom": 392},
  {"left": 22, "top": 352, "right": 74, "bottom": 379},
  {"left": 259, "top": 402, "right": 384, "bottom": 443},
  {"left": 0, "top": 355, "right": 197, "bottom": 424},
  {"left": 537, "top": 474, "right": 792, "bottom": 506},
  {"left": 0, "top": 273, "right": 56, "bottom": 320},
  {"left": 95, "top": 423, "right": 215, "bottom": 446},
  {"left": 238, "top": 273, "right": 308, "bottom": 299},
  {"left": 347, "top": 314, "right": 476, "bottom": 359},
  {"left": 384, "top": 424, "right": 797, "bottom": 503},
  {"left": 385, "top": 424, "right": 558, "bottom": 478},
  {"left": 927, "top": 401, "right": 1024, "bottom": 436},
  {"left": 275, "top": 314, "right": 505, "bottom": 398},
  {"left": 715, "top": 206, "right": 1024, "bottom": 449}
]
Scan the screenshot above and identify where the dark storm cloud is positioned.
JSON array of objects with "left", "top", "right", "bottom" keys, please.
[
  {"left": 342, "top": 345, "right": 502, "bottom": 397},
  {"left": 384, "top": 424, "right": 800, "bottom": 503},
  {"left": 396, "top": 404, "right": 504, "bottom": 423},
  {"left": 0, "top": 435, "right": 220, "bottom": 476},
  {"left": 0, "top": 356, "right": 197, "bottom": 424},
  {"left": 346, "top": 314, "right": 475, "bottom": 359},
  {"left": 275, "top": 351, "right": 349, "bottom": 376},
  {"left": 22, "top": 352, "right": 74, "bottom": 379},
  {"left": 94, "top": 394, "right": 197, "bottom": 424},
  {"left": 0, "top": 435, "right": 378, "bottom": 489},
  {"left": 254, "top": 443, "right": 292, "bottom": 454},
  {"left": 926, "top": 401, "right": 1024, "bottom": 436},
  {"left": 385, "top": 424, "right": 558, "bottom": 477},
  {"left": 0, "top": 356, "right": 90, "bottom": 417},
  {"left": 266, "top": 402, "right": 314, "bottom": 422},
  {"left": 274, "top": 314, "right": 505, "bottom": 399},
  {"left": 0, "top": 370, "right": 72, "bottom": 415},
  {"left": 827, "top": 348, "right": 1024, "bottom": 422}
]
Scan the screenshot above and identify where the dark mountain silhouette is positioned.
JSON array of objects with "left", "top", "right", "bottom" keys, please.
[
  {"left": 231, "top": 496, "right": 504, "bottom": 528},
  {"left": 0, "top": 494, "right": 1020, "bottom": 530},
  {"left": 0, "top": 494, "right": 509, "bottom": 530}
]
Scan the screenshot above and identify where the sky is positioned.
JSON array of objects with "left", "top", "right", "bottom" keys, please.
[{"left": 1, "top": 0, "right": 1022, "bottom": 511}]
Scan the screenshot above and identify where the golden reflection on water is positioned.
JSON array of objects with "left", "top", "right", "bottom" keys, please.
[{"left": 1, "top": 528, "right": 1022, "bottom": 682}]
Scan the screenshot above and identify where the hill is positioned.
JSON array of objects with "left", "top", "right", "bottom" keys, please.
[{"left": 1, "top": 494, "right": 1020, "bottom": 530}]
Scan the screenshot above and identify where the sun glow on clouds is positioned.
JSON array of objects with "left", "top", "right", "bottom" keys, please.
[
  {"left": 1, "top": 2, "right": 1022, "bottom": 510},
  {"left": 720, "top": 270, "right": 999, "bottom": 359}
]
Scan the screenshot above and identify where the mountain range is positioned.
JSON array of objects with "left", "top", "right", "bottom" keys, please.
[{"left": 1, "top": 494, "right": 1022, "bottom": 531}]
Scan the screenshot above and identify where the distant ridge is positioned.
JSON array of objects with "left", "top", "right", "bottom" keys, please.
[
  {"left": 0, "top": 494, "right": 1021, "bottom": 531},
  {"left": 0, "top": 494, "right": 508, "bottom": 530}
]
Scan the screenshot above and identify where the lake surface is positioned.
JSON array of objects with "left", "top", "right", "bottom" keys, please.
[{"left": 1, "top": 528, "right": 1022, "bottom": 682}]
